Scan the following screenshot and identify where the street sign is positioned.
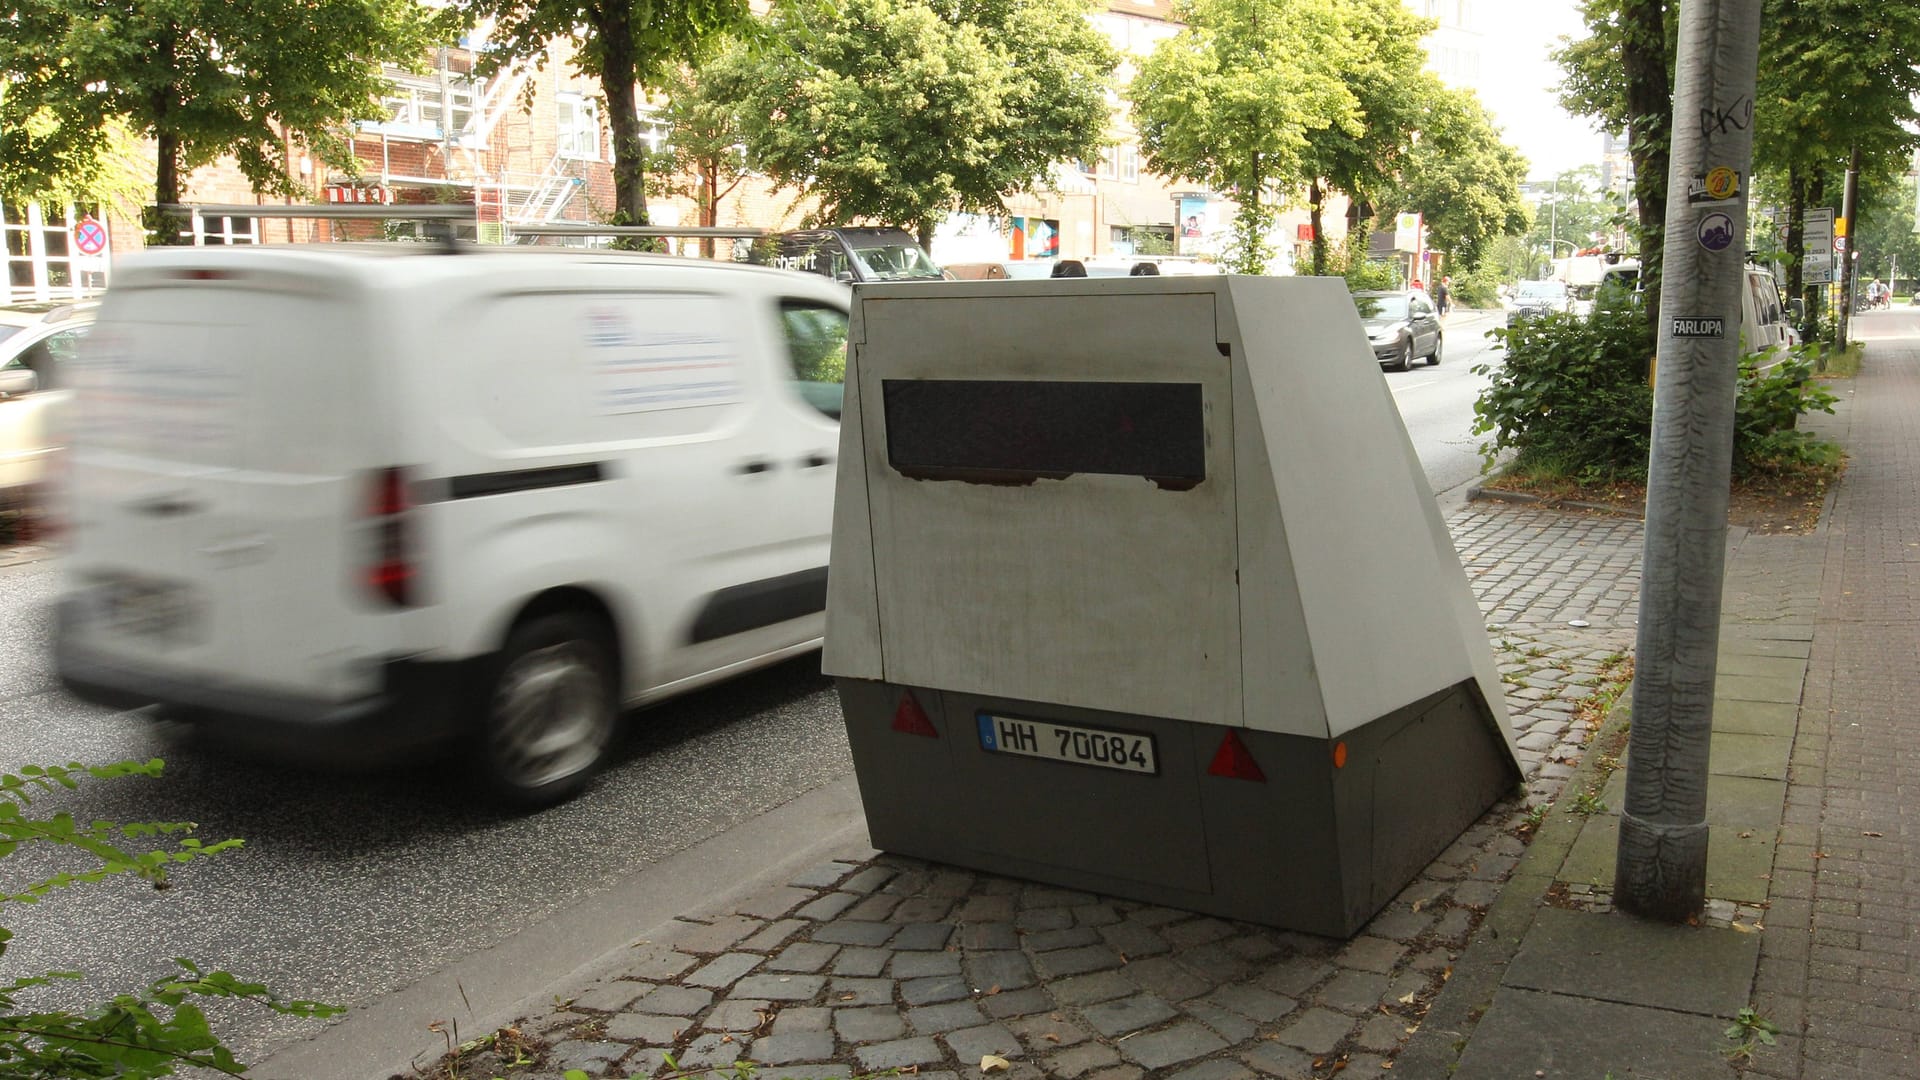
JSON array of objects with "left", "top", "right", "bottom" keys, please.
[
  {"left": 72, "top": 216, "right": 108, "bottom": 256},
  {"left": 1804, "top": 207, "right": 1835, "bottom": 283}
]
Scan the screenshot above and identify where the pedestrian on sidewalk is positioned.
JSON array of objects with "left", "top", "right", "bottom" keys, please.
[{"left": 1434, "top": 275, "right": 1452, "bottom": 317}]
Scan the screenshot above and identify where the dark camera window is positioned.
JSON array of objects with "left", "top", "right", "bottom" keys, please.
[{"left": 882, "top": 379, "right": 1205, "bottom": 489}]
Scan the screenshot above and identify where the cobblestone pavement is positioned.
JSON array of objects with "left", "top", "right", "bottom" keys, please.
[{"left": 417, "top": 504, "right": 1647, "bottom": 1080}]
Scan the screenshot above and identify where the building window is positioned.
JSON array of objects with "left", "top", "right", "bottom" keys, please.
[
  {"left": 3, "top": 199, "right": 108, "bottom": 303},
  {"left": 1118, "top": 145, "right": 1140, "bottom": 183},
  {"left": 636, "top": 108, "right": 671, "bottom": 156},
  {"left": 558, "top": 94, "right": 601, "bottom": 161},
  {"left": 187, "top": 214, "right": 260, "bottom": 246},
  {"left": 369, "top": 68, "right": 483, "bottom": 141}
]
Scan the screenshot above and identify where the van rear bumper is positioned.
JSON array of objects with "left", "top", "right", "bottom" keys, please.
[{"left": 55, "top": 603, "right": 475, "bottom": 765}]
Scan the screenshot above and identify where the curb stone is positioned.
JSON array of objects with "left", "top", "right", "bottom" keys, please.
[{"left": 1394, "top": 682, "right": 1637, "bottom": 1075}]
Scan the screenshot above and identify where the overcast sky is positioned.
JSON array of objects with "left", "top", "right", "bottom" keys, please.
[{"left": 1469, "top": 0, "right": 1600, "bottom": 181}]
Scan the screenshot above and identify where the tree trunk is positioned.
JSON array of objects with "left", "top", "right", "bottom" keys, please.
[
  {"left": 1622, "top": 0, "right": 1672, "bottom": 339},
  {"left": 1614, "top": 0, "right": 1760, "bottom": 925},
  {"left": 597, "top": 9, "right": 649, "bottom": 247},
  {"left": 1786, "top": 165, "right": 1806, "bottom": 329},
  {"left": 916, "top": 219, "right": 934, "bottom": 254},
  {"left": 1309, "top": 179, "right": 1327, "bottom": 276},
  {"left": 699, "top": 161, "right": 717, "bottom": 258},
  {"left": 144, "top": 27, "right": 189, "bottom": 246}
]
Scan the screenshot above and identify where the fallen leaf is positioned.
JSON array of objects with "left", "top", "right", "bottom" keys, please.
[
  {"left": 837, "top": 992, "right": 857, "bottom": 1002},
  {"left": 980, "top": 1054, "right": 1012, "bottom": 1073},
  {"left": 1730, "top": 923, "right": 1754, "bottom": 934},
  {"left": 1410, "top": 899, "right": 1427, "bottom": 913},
  {"left": 986, "top": 985, "right": 1002, "bottom": 996},
  {"left": 1381, "top": 1062, "right": 1394, "bottom": 1070},
  {"left": 1441, "top": 967, "right": 1452, "bottom": 982},
  {"left": 1739, "top": 830, "right": 1754, "bottom": 839},
  {"left": 1864, "top": 831, "right": 1884, "bottom": 838},
  {"left": 1398, "top": 992, "right": 1417, "bottom": 1005},
  {"left": 1043, "top": 1033, "right": 1061, "bottom": 1043}
]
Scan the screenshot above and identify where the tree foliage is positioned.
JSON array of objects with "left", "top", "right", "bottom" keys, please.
[
  {"left": 0, "top": 761, "right": 340, "bottom": 1078},
  {"left": 1553, "top": 0, "right": 1671, "bottom": 329},
  {"left": 729, "top": 0, "right": 1116, "bottom": 245},
  {"left": 462, "top": 0, "right": 758, "bottom": 236},
  {"left": 0, "top": 0, "right": 442, "bottom": 228},
  {"left": 1391, "top": 84, "right": 1530, "bottom": 270},
  {"left": 1293, "top": 0, "right": 1433, "bottom": 273},
  {"left": 1132, "top": 0, "right": 1358, "bottom": 273}
]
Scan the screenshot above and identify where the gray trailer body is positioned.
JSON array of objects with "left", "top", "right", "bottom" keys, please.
[{"left": 824, "top": 276, "right": 1520, "bottom": 937}]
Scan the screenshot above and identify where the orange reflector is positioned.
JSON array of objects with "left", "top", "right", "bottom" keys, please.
[
  {"left": 891, "top": 692, "right": 939, "bottom": 738},
  {"left": 1332, "top": 740, "right": 1349, "bottom": 769},
  {"left": 1206, "top": 729, "right": 1266, "bottom": 782}
]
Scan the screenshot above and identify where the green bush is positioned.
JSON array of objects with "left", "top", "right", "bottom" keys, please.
[
  {"left": 1476, "top": 310, "right": 1844, "bottom": 484},
  {"left": 1, "top": 760, "right": 340, "bottom": 1078},
  {"left": 1448, "top": 271, "right": 1501, "bottom": 309},
  {"left": 1472, "top": 304, "right": 1656, "bottom": 483},
  {"left": 1733, "top": 347, "right": 1840, "bottom": 476}
]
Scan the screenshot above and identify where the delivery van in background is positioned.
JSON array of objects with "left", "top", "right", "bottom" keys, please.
[
  {"left": 55, "top": 245, "right": 851, "bottom": 806},
  {"left": 1596, "top": 259, "right": 1800, "bottom": 362}
]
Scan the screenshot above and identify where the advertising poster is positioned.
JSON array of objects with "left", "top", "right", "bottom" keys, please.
[
  {"left": 1179, "top": 198, "right": 1208, "bottom": 240},
  {"left": 1010, "top": 217, "right": 1059, "bottom": 259}
]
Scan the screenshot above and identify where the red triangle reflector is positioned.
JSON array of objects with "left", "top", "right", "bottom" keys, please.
[
  {"left": 1207, "top": 729, "right": 1266, "bottom": 781},
  {"left": 891, "top": 692, "right": 939, "bottom": 738}
]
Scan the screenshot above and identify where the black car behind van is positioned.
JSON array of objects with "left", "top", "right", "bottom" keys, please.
[{"left": 749, "top": 228, "right": 946, "bottom": 283}]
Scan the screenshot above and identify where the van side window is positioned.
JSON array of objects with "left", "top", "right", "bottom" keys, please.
[{"left": 780, "top": 302, "right": 849, "bottom": 420}]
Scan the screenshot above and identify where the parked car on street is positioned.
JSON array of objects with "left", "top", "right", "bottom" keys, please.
[
  {"left": 1353, "top": 289, "right": 1443, "bottom": 371},
  {"left": 1505, "top": 280, "right": 1572, "bottom": 325},
  {"left": 55, "top": 245, "right": 850, "bottom": 807},
  {"left": 0, "top": 301, "right": 96, "bottom": 509}
]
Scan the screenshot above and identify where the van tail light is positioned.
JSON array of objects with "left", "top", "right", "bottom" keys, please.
[{"left": 362, "top": 467, "right": 416, "bottom": 607}]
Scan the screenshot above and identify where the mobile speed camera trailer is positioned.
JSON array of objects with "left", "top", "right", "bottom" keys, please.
[{"left": 824, "top": 275, "right": 1521, "bottom": 937}]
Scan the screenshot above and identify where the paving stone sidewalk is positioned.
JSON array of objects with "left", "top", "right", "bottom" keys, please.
[{"left": 414, "top": 503, "right": 1646, "bottom": 1080}]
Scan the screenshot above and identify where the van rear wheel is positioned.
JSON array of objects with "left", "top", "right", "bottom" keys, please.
[{"left": 473, "top": 612, "right": 616, "bottom": 808}]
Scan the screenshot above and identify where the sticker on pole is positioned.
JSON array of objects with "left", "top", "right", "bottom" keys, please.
[
  {"left": 1697, "top": 212, "right": 1736, "bottom": 252},
  {"left": 1671, "top": 316, "right": 1725, "bottom": 338},
  {"left": 1686, "top": 167, "right": 1742, "bottom": 204},
  {"left": 73, "top": 216, "right": 108, "bottom": 256}
]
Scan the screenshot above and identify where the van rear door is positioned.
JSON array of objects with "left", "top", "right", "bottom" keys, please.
[{"left": 64, "top": 265, "right": 398, "bottom": 702}]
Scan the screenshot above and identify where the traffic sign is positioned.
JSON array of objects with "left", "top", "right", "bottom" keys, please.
[
  {"left": 73, "top": 216, "right": 108, "bottom": 256},
  {"left": 1803, "top": 207, "right": 1835, "bottom": 283}
]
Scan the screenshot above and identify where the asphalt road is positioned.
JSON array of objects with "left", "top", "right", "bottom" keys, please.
[
  {"left": 0, "top": 315, "right": 1506, "bottom": 1064},
  {"left": 1384, "top": 307, "right": 1505, "bottom": 500}
]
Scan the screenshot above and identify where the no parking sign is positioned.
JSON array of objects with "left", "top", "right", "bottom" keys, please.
[{"left": 73, "top": 216, "right": 108, "bottom": 256}]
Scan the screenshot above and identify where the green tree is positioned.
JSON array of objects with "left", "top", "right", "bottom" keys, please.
[
  {"left": 0, "top": 0, "right": 442, "bottom": 241},
  {"left": 1392, "top": 85, "right": 1530, "bottom": 271},
  {"left": 1754, "top": 0, "right": 1920, "bottom": 329},
  {"left": 1554, "top": 0, "right": 1672, "bottom": 332},
  {"left": 658, "top": 47, "right": 758, "bottom": 257},
  {"left": 462, "top": 0, "right": 758, "bottom": 241},
  {"left": 1132, "top": 0, "right": 1357, "bottom": 274},
  {"left": 1294, "top": 0, "right": 1433, "bottom": 275},
  {"left": 1852, "top": 170, "right": 1920, "bottom": 299},
  {"left": 732, "top": 0, "right": 1115, "bottom": 248}
]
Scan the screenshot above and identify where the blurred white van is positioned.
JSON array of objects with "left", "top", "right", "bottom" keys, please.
[
  {"left": 1596, "top": 259, "right": 1799, "bottom": 361},
  {"left": 56, "top": 245, "right": 850, "bottom": 806}
]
